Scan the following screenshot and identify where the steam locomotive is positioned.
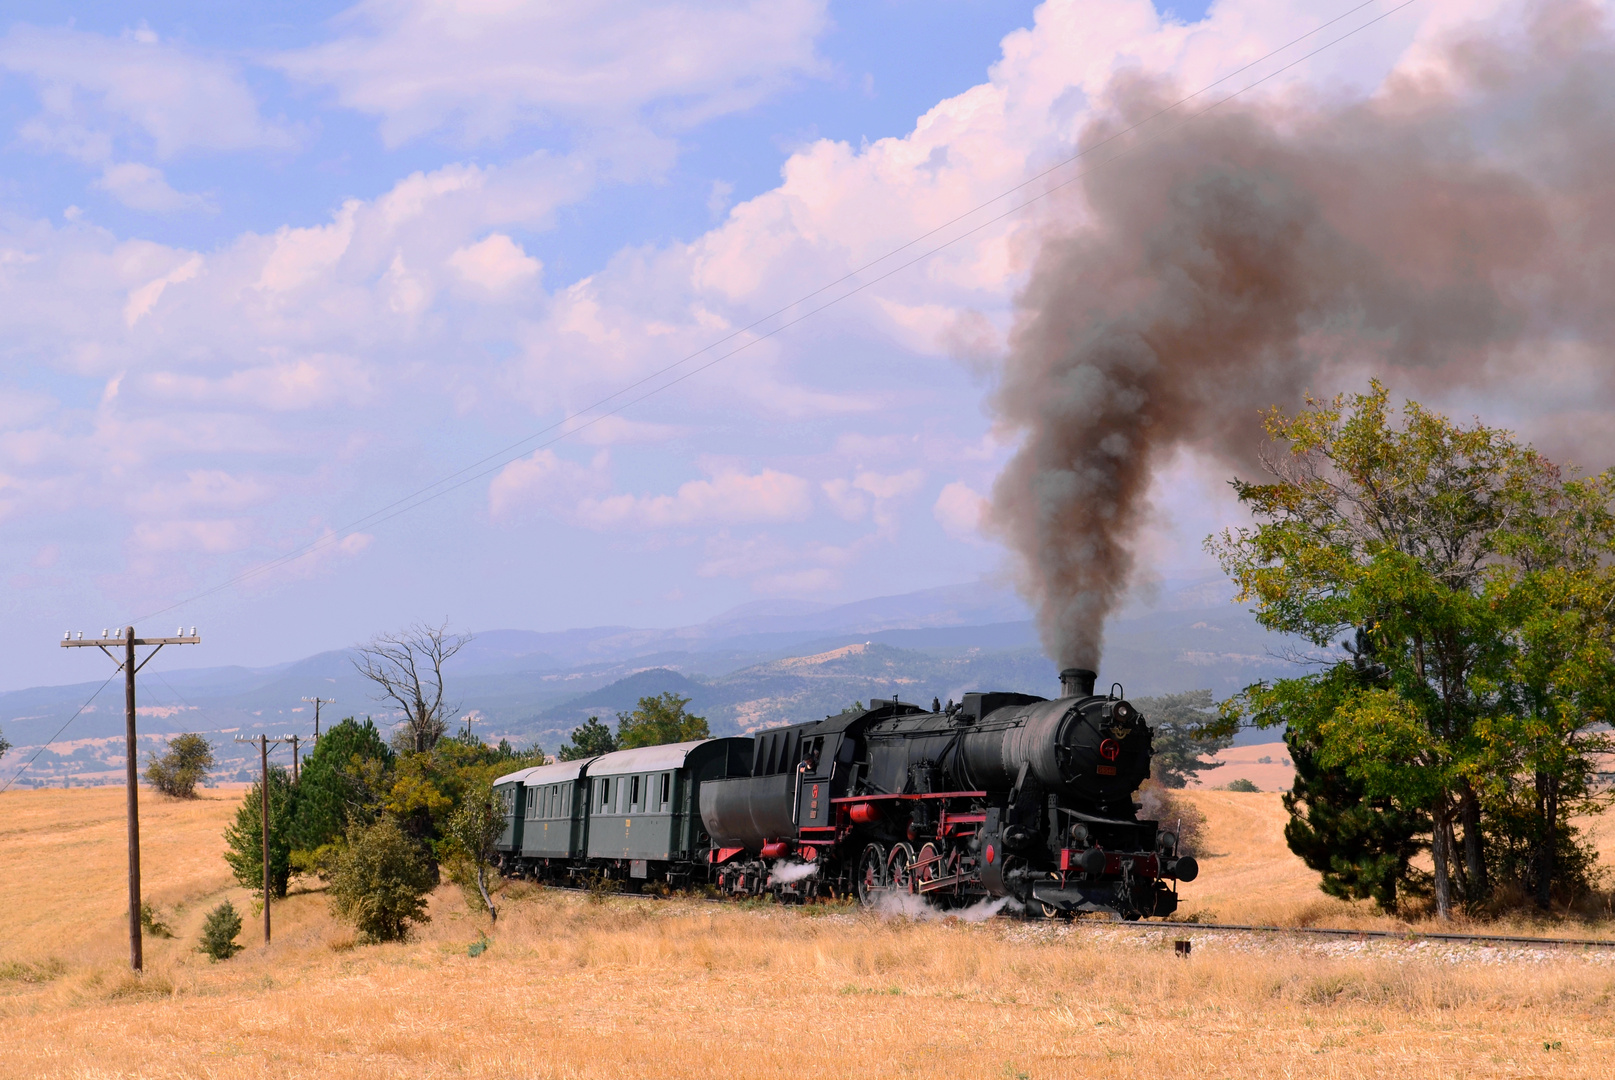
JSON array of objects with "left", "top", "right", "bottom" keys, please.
[{"left": 494, "top": 667, "right": 1197, "bottom": 919}]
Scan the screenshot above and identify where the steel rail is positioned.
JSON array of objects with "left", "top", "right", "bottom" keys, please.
[{"left": 1116, "top": 920, "right": 1615, "bottom": 949}]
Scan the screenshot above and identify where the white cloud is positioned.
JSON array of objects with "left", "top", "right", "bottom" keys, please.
[
  {"left": 0, "top": 24, "right": 298, "bottom": 159},
  {"left": 577, "top": 468, "right": 814, "bottom": 529},
  {"left": 131, "top": 518, "right": 251, "bottom": 554},
  {"left": 124, "top": 254, "right": 203, "bottom": 326},
  {"left": 449, "top": 234, "right": 541, "bottom": 292},
  {"left": 488, "top": 450, "right": 612, "bottom": 521},
  {"left": 276, "top": 0, "right": 830, "bottom": 145},
  {"left": 933, "top": 481, "right": 987, "bottom": 541},
  {"left": 142, "top": 355, "right": 373, "bottom": 411},
  {"left": 134, "top": 470, "right": 273, "bottom": 515},
  {"left": 94, "top": 163, "right": 212, "bottom": 214}
]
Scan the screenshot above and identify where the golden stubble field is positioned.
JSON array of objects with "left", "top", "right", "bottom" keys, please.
[{"left": 5, "top": 785, "right": 1615, "bottom": 1078}]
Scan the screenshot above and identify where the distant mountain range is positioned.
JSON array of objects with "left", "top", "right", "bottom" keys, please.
[{"left": 0, "top": 579, "right": 1306, "bottom": 787}]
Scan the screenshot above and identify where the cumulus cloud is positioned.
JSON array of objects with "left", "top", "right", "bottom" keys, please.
[
  {"left": 577, "top": 468, "right": 814, "bottom": 529},
  {"left": 141, "top": 355, "right": 373, "bottom": 411},
  {"left": 276, "top": 0, "right": 831, "bottom": 146},
  {"left": 94, "top": 163, "right": 212, "bottom": 214},
  {"left": 488, "top": 450, "right": 612, "bottom": 520},
  {"left": 449, "top": 234, "right": 541, "bottom": 292},
  {"left": 131, "top": 518, "right": 251, "bottom": 555},
  {"left": 933, "top": 481, "right": 987, "bottom": 541},
  {"left": 0, "top": 24, "right": 298, "bottom": 159}
]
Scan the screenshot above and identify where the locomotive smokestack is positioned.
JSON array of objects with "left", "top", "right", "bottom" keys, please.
[{"left": 1061, "top": 668, "right": 1096, "bottom": 699}]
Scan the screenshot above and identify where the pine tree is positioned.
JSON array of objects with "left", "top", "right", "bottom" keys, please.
[
  {"left": 1282, "top": 725, "right": 1428, "bottom": 912},
  {"left": 1135, "top": 690, "right": 1231, "bottom": 788},
  {"left": 223, "top": 765, "right": 298, "bottom": 898},
  {"left": 289, "top": 717, "right": 394, "bottom": 852},
  {"left": 557, "top": 716, "right": 618, "bottom": 760},
  {"left": 197, "top": 901, "right": 242, "bottom": 961}
]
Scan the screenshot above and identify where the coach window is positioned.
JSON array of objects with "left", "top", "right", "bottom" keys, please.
[
  {"left": 660, "top": 772, "right": 671, "bottom": 810},
  {"left": 630, "top": 775, "right": 641, "bottom": 811}
]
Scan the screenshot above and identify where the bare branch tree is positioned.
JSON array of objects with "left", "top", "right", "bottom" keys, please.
[{"left": 352, "top": 622, "right": 471, "bottom": 754}]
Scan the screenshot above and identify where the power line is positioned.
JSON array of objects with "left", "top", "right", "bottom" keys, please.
[
  {"left": 130, "top": 0, "right": 1420, "bottom": 625},
  {"left": 0, "top": 672, "right": 118, "bottom": 793}
]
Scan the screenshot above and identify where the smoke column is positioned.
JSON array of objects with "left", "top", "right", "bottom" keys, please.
[{"left": 990, "top": 1, "right": 1615, "bottom": 669}]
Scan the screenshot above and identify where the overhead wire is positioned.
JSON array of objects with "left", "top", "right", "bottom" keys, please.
[
  {"left": 0, "top": 673, "right": 119, "bottom": 793},
  {"left": 130, "top": 0, "right": 1419, "bottom": 628}
]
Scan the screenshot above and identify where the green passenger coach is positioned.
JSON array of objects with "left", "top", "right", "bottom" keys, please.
[
  {"left": 583, "top": 738, "right": 751, "bottom": 881},
  {"left": 519, "top": 757, "right": 597, "bottom": 863},
  {"left": 492, "top": 765, "right": 541, "bottom": 858}
]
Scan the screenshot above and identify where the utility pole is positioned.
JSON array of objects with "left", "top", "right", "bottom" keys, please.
[
  {"left": 288, "top": 733, "right": 304, "bottom": 783},
  {"left": 301, "top": 696, "right": 334, "bottom": 739},
  {"left": 233, "top": 733, "right": 289, "bottom": 946},
  {"left": 61, "top": 625, "right": 200, "bottom": 973}
]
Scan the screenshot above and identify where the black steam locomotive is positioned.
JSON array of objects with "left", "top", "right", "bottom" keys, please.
[{"left": 495, "top": 667, "right": 1196, "bottom": 919}]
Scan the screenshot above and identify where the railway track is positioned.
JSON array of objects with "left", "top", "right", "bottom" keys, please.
[
  {"left": 1086, "top": 918, "right": 1615, "bottom": 949},
  {"left": 524, "top": 878, "right": 1615, "bottom": 949}
]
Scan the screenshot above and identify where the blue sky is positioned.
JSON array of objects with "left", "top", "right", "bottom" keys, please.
[{"left": 0, "top": 0, "right": 1518, "bottom": 689}]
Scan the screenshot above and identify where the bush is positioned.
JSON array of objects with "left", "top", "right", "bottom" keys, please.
[
  {"left": 145, "top": 733, "right": 215, "bottom": 798},
  {"left": 1223, "top": 778, "right": 1261, "bottom": 793},
  {"left": 328, "top": 818, "right": 435, "bottom": 942},
  {"left": 197, "top": 901, "right": 243, "bottom": 961},
  {"left": 1138, "top": 781, "right": 1208, "bottom": 856},
  {"left": 138, "top": 901, "right": 174, "bottom": 938}
]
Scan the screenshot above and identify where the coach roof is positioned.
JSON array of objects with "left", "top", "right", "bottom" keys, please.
[
  {"left": 587, "top": 740, "right": 711, "bottom": 775},
  {"left": 518, "top": 758, "right": 597, "bottom": 787}
]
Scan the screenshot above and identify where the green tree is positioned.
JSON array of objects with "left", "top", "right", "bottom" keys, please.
[
  {"left": 1477, "top": 474, "right": 1615, "bottom": 907},
  {"left": 558, "top": 716, "right": 617, "bottom": 760},
  {"left": 442, "top": 779, "right": 505, "bottom": 921},
  {"left": 616, "top": 693, "right": 709, "bottom": 749},
  {"left": 223, "top": 765, "right": 298, "bottom": 899},
  {"left": 289, "top": 717, "right": 395, "bottom": 852},
  {"left": 144, "top": 733, "right": 215, "bottom": 798},
  {"left": 197, "top": 901, "right": 243, "bottom": 961},
  {"left": 328, "top": 818, "right": 435, "bottom": 942},
  {"left": 0, "top": 723, "right": 10, "bottom": 763},
  {"left": 1135, "top": 690, "right": 1231, "bottom": 788},
  {"left": 1212, "top": 384, "right": 1615, "bottom": 918},
  {"left": 386, "top": 732, "right": 545, "bottom": 845}
]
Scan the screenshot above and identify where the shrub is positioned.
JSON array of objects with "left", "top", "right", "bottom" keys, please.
[
  {"left": 145, "top": 733, "right": 215, "bottom": 798},
  {"left": 139, "top": 901, "right": 174, "bottom": 938},
  {"left": 197, "top": 901, "right": 243, "bottom": 961},
  {"left": 328, "top": 818, "right": 435, "bottom": 942},
  {"left": 1224, "top": 778, "right": 1261, "bottom": 793},
  {"left": 1137, "top": 781, "right": 1208, "bottom": 856}
]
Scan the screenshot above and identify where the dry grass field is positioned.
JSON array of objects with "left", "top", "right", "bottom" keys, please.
[{"left": 5, "top": 784, "right": 1615, "bottom": 1078}]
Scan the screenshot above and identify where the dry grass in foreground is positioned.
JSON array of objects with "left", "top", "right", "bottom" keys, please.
[{"left": 5, "top": 786, "right": 1615, "bottom": 1078}]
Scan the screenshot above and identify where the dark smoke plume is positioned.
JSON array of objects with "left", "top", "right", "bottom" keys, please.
[{"left": 990, "top": 1, "right": 1615, "bottom": 669}]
